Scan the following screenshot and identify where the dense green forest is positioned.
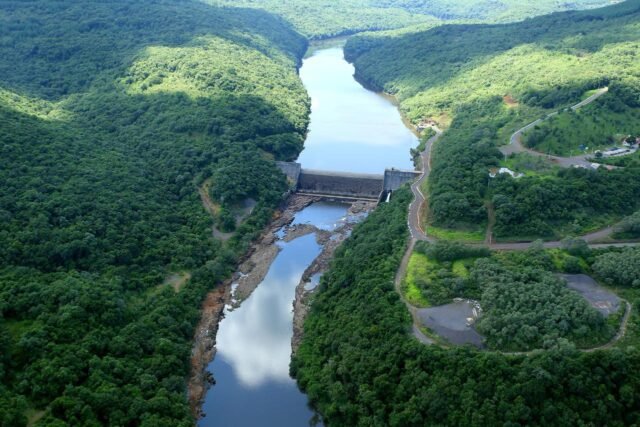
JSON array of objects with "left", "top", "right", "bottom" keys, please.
[
  {"left": 472, "top": 250, "right": 613, "bottom": 351},
  {"left": 407, "top": 241, "right": 614, "bottom": 351},
  {"left": 212, "top": 0, "right": 614, "bottom": 38},
  {"left": 3, "top": 0, "right": 640, "bottom": 425},
  {"left": 293, "top": 188, "right": 640, "bottom": 426},
  {"left": 0, "top": 0, "right": 310, "bottom": 425},
  {"left": 393, "top": 0, "right": 618, "bottom": 20},
  {"left": 346, "top": 0, "right": 640, "bottom": 238},
  {"left": 593, "top": 246, "right": 640, "bottom": 287}
]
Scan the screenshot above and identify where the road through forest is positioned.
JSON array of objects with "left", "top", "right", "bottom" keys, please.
[{"left": 397, "top": 100, "right": 637, "bottom": 351}]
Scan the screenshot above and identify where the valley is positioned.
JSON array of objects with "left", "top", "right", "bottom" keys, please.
[{"left": 1, "top": 1, "right": 640, "bottom": 426}]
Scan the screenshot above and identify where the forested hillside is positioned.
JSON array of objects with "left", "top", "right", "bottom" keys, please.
[
  {"left": 378, "top": 0, "right": 621, "bottom": 21},
  {"left": 0, "top": 1, "right": 310, "bottom": 425},
  {"left": 293, "top": 188, "right": 640, "bottom": 426},
  {"left": 211, "top": 0, "right": 614, "bottom": 38},
  {"left": 346, "top": 0, "right": 640, "bottom": 238}
]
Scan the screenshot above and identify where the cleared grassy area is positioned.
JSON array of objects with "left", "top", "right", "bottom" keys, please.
[
  {"left": 427, "top": 225, "right": 484, "bottom": 243},
  {"left": 548, "top": 249, "right": 589, "bottom": 272},
  {"left": 403, "top": 253, "right": 434, "bottom": 307},
  {"left": 522, "top": 94, "right": 640, "bottom": 157},
  {"left": 403, "top": 252, "right": 481, "bottom": 307},
  {"left": 500, "top": 153, "right": 557, "bottom": 176},
  {"left": 452, "top": 260, "right": 469, "bottom": 278}
]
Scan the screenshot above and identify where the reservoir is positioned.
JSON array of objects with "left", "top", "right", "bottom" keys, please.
[
  {"left": 297, "top": 40, "right": 418, "bottom": 173},
  {"left": 198, "top": 40, "right": 418, "bottom": 426}
]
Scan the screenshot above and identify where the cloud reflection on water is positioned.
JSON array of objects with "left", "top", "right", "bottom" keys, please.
[{"left": 217, "top": 270, "right": 304, "bottom": 388}]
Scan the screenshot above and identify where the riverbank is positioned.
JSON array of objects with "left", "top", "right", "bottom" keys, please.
[
  {"left": 187, "top": 194, "right": 319, "bottom": 418},
  {"left": 292, "top": 200, "right": 375, "bottom": 353},
  {"left": 188, "top": 194, "right": 374, "bottom": 419}
]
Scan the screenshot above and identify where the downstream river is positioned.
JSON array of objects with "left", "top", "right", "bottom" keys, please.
[{"left": 198, "top": 40, "right": 418, "bottom": 426}]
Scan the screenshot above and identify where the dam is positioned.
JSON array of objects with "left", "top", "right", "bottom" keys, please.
[
  {"left": 199, "top": 40, "right": 420, "bottom": 427},
  {"left": 276, "top": 161, "right": 420, "bottom": 202}
]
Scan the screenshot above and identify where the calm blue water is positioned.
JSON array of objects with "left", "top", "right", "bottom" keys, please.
[
  {"left": 291, "top": 201, "right": 350, "bottom": 231},
  {"left": 199, "top": 233, "right": 323, "bottom": 427},
  {"left": 199, "top": 41, "right": 418, "bottom": 426},
  {"left": 297, "top": 43, "right": 418, "bottom": 173}
]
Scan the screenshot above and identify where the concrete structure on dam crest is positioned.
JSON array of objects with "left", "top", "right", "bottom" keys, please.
[{"left": 276, "top": 161, "right": 419, "bottom": 202}]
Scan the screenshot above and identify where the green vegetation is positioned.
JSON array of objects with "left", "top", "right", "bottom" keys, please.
[
  {"left": 346, "top": 0, "right": 640, "bottom": 239},
  {"left": 376, "top": 0, "right": 617, "bottom": 22},
  {"left": 491, "top": 167, "right": 639, "bottom": 238},
  {"left": 592, "top": 246, "right": 640, "bottom": 287},
  {"left": 294, "top": 188, "right": 640, "bottom": 426},
  {"left": 415, "top": 240, "right": 490, "bottom": 262},
  {"left": 404, "top": 241, "right": 489, "bottom": 308},
  {"left": 451, "top": 260, "right": 469, "bottom": 278},
  {"left": 410, "top": 128, "right": 435, "bottom": 167},
  {"left": 212, "top": 0, "right": 436, "bottom": 39},
  {"left": 407, "top": 242, "right": 611, "bottom": 351},
  {"left": 403, "top": 253, "right": 434, "bottom": 307},
  {"left": 403, "top": 252, "right": 477, "bottom": 307},
  {"left": 613, "top": 211, "right": 640, "bottom": 239},
  {"left": 0, "top": 1, "right": 310, "bottom": 425},
  {"left": 212, "top": 0, "right": 614, "bottom": 39},
  {"left": 426, "top": 225, "right": 485, "bottom": 242},
  {"left": 473, "top": 252, "right": 612, "bottom": 351},
  {"left": 501, "top": 152, "right": 558, "bottom": 175},
  {"left": 596, "top": 149, "right": 640, "bottom": 167},
  {"left": 523, "top": 93, "right": 640, "bottom": 156}
]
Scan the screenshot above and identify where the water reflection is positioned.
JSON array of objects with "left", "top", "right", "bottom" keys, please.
[
  {"left": 297, "top": 44, "right": 418, "bottom": 173},
  {"left": 217, "top": 269, "right": 306, "bottom": 388},
  {"left": 200, "top": 39, "right": 417, "bottom": 424},
  {"left": 291, "top": 201, "right": 350, "bottom": 231},
  {"left": 200, "top": 231, "right": 328, "bottom": 426}
]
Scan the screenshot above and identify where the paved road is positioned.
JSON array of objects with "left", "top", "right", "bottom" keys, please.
[
  {"left": 397, "top": 91, "right": 638, "bottom": 351},
  {"left": 408, "top": 128, "right": 442, "bottom": 241},
  {"left": 405, "top": 122, "right": 637, "bottom": 250},
  {"left": 500, "top": 87, "right": 609, "bottom": 168},
  {"left": 393, "top": 238, "right": 435, "bottom": 345}
]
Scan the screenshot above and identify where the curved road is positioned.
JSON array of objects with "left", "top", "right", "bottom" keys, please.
[
  {"left": 399, "top": 104, "right": 638, "bottom": 351},
  {"left": 500, "top": 87, "right": 609, "bottom": 168},
  {"left": 407, "top": 93, "right": 638, "bottom": 250},
  {"left": 408, "top": 128, "right": 441, "bottom": 241},
  {"left": 501, "top": 300, "right": 633, "bottom": 356},
  {"left": 394, "top": 238, "right": 434, "bottom": 344}
]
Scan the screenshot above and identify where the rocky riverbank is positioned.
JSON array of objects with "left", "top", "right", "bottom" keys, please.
[
  {"left": 188, "top": 194, "right": 375, "bottom": 419},
  {"left": 291, "top": 200, "right": 375, "bottom": 354},
  {"left": 187, "top": 194, "right": 320, "bottom": 418}
]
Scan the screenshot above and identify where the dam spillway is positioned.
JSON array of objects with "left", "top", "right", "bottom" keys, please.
[{"left": 276, "top": 161, "right": 420, "bottom": 202}]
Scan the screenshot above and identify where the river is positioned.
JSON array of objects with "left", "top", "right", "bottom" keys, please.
[{"left": 198, "top": 39, "right": 418, "bottom": 426}]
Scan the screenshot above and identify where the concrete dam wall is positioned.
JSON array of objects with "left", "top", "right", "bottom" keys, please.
[
  {"left": 298, "top": 169, "right": 384, "bottom": 200},
  {"left": 384, "top": 169, "right": 421, "bottom": 192},
  {"left": 276, "top": 162, "right": 420, "bottom": 201}
]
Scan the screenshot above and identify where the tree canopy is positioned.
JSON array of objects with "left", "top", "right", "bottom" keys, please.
[
  {"left": 294, "top": 188, "right": 640, "bottom": 426},
  {"left": 0, "top": 0, "right": 310, "bottom": 424},
  {"left": 345, "top": 0, "right": 640, "bottom": 238}
]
